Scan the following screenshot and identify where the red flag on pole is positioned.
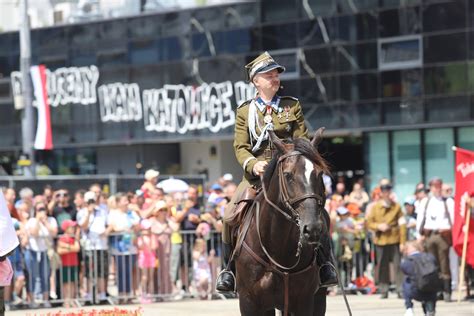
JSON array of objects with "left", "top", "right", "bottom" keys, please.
[{"left": 453, "top": 147, "right": 474, "bottom": 268}]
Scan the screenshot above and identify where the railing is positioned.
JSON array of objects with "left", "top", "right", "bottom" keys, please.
[
  {"left": 10, "top": 230, "right": 223, "bottom": 309},
  {"left": 9, "top": 225, "right": 382, "bottom": 310},
  {"left": 0, "top": 174, "right": 206, "bottom": 195}
]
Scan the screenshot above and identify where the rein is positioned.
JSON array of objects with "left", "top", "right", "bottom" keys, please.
[{"left": 257, "top": 150, "right": 325, "bottom": 269}]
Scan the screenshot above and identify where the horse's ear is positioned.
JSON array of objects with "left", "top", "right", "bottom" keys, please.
[
  {"left": 268, "top": 130, "right": 287, "bottom": 154},
  {"left": 311, "top": 127, "right": 325, "bottom": 148}
]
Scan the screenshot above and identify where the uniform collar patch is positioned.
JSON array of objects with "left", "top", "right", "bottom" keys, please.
[{"left": 255, "top": 95, "right": 281, "bottom": 113}]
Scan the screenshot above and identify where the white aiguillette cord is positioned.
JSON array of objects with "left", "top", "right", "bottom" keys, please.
[{"left": 248, "top": 100, "right": 274, "bottom": 153}]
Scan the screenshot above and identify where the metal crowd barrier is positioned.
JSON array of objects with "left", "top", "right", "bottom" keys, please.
[
  {"left": 10, "top": 228, "right": 379, "bottom": 309},
  {"left": 0, "top": 174, "right": 206, "bottom": 196},
  {"left": 9, "top": 230, "right": 223, "bottom": 309}
]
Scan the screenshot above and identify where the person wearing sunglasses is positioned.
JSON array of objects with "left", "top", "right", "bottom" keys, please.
[{"left": 49, "top": 189, "right": 75, "bottom": 234}]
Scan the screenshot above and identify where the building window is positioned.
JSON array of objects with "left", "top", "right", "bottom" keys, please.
[
  {"left": 381, "top": 68, "right": 422, "bottom": 98},
  {"left": 367, "top": 132, "right": 390, "bottom": 190},
  {"left": 261, "top": 0, "right": 298, "bottom": 22},
  {"left": 423, "top": 1, "right": 467, "bottom": 33},
  {"left": 424, "top": 63, "right": 468, "bottom": 95},
  {"left": 424, "top": 32, "right": 467, "bottom": 64},
  {"left": 339, "top": 73, "right": 378, "bottom": 101},
  {"left": 356, "top": 102, "right": 380, "bottom": 127},
  {"left": 392, "top": 130, "right": 422, "bottom": 201},
  {"left": 379, "top": 0, "right": 421, "bottom": 10},
  {"left": 379, "top": 6, "right": 421, "bottom": 38},
  {"left": 425, "top": 96, "right": 470, "bottom": 123},
  {"left": 383, "top": 98, "right": 423, "bottom": 126},
  {"left": 458, "top": 126, "right": 474, "bottom": 151},
  {"left": 336, "top": 13, "right": 378, "bottom": 41},
  {"left": 262, "top": 23, "right": 297, "bottom": 51},
  {"left": 378, "top": 35, "right": 422, "bottom": 71},
  {"left": 337, "top": 0, "right": 378, "bottom": 13},
  {"left": 336, "top": 43, "right": 378, "bottom": 72},
  {"left": 424, "top": 128, "right": 455, "bottom": 186},
  {"left": 129, "top": 40, "right": 158, "bottom": 65},
  {"left": 269, "top": 49, "right": 300, "bottom": 80}
]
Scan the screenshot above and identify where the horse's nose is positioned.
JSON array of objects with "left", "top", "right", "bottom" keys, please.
[{"left": 302, "top": 223, "right": 322, "bottom": 242}]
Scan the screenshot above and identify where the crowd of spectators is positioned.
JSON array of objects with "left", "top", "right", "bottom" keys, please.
[
  {"left": 2, "top": 170, "right": 473, "bottom": 313},
  {"left": 2, "top": 170, "right": 236, "bottom": 310},
  {"left": 324, "top": 175, "right": 474, "bottom": 313}
]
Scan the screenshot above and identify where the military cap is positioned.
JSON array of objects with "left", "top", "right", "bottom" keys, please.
[{"left": 245, "top": 51, "right": 286, "bottom": 82}]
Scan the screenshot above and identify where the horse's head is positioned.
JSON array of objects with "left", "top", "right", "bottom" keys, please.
[{"left": 266, "top": 128, "right": 329, "bottom": 245}]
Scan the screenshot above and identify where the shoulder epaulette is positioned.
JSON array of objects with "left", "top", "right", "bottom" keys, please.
[
  {"left": 237, "top": 100, "right": 252, "bottom": 108},
  {"left": 280, "top": 96, "right": 299, "bottom": 101}
]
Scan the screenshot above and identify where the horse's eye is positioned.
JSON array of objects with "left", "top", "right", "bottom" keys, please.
[{"left": 284, "top": 172, "right": 293, "bottom": 182}]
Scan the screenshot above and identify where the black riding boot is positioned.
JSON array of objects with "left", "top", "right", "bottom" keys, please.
[
  {"left": 216, "top": 242, "right": 236, "bottom": 293},
  {"left": 318, "top": 235, "right": 338, "bottom": 288}
]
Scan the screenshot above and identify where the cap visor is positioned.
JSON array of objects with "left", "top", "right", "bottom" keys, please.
[{"left": 257, "top": 64, "right": 286, "bottom": 74}]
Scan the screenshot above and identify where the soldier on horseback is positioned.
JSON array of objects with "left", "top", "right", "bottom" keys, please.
[{"left": 216, "top": 52, "right": 338, "bottom": 293}]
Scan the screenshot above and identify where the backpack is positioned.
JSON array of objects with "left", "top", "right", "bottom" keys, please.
[{"left": 407, "top": 253, "right": 442, "bottom": 293}]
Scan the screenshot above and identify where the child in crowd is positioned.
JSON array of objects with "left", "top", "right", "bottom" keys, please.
[
  {"left": 137, "top": 219, "right": 158, "bottom": 304},
  {"left": 403, "top": 196, "right": 417, "bottom": 241},
  {"left": 57, "top": 220, "right": 80, "bottom": 308},
  {"left": 192, "top": 238, "right": 214, "bottom": 300},
  {"left": 336, "top": 206, "right": 357, "bottom": 287},
  {"left": 401, "top": 241, "right": 438, "bottom": 316}
]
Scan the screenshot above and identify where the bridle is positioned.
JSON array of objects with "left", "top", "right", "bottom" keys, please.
[{"left": 257, "top": 150, "right": 326, "bottom": 270}]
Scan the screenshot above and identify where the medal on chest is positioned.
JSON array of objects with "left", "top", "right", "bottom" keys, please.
[
  {"left": 264, "top": 105, "right": 273, "bottom": 124},
  {"left": 284, "top": 105, "right": 290, "bottom": 121}
]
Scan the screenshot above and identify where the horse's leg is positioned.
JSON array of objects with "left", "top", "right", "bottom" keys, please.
[
  {"left": 312, "top": 287, "right": 327, "bottom": 316},
  {"left": 239, "top": 296, "right": 270, "bottom": 316}
]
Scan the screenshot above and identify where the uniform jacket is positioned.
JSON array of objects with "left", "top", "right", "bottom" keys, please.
[
  {"left": 234, "top": 96, "right": 308, "bottom": 184},
  {"left": 367, "top": 200, "right": 407, "bottom": 246}
]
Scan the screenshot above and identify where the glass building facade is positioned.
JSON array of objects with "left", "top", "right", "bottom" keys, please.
[{"left": 0, "top": 0, "right": 473, "bottom": 196}]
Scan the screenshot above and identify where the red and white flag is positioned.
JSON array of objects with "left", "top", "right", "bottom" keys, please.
[
  {"left": 453, "top": 147, "right": 474, "bottom": 268},
  {"left": 30, "top": 64, "right": 53, "bottom": 150}
]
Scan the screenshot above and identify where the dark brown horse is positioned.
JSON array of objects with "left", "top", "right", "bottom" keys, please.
[{"left": 234, "top": 128, "right": 330, "bottom": 316}]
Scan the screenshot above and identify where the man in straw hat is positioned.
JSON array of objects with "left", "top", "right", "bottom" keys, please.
[{"left": 216, "top": 51, "right": 338, "bottom": 293}]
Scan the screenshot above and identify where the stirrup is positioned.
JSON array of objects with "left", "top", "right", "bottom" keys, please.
[{"left": 216, "top": 269, "right": 237, "bottom": 293}]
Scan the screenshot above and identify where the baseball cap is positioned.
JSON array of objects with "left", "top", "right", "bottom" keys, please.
[
  {"left": 144, "top": 169, "right": 160, "bottom": 181},
  {"left": 211, "top": 183, "right": 223, "bottom": 191},
  {"left": 404, "top": 196, "right": 416, "bottom": 206},
  {"left": 222, "top": 173, "right": 233, "bottom": 182},
  {"left": 346, "top": 203, "right": 361, "bottom": 216},
  {"left": 61, "top": 220, "right": 77, "bottom": 231},
  {"left": 84, "top": 191, "right": 96, "bottom": 203},
  {"left": 155, "top": 200, "right": 167, "bottom": 211},
  {"left": 336, "top": 206, "right": 349, "bottom": 216}
]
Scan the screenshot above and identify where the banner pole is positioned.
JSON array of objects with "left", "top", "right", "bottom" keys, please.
[{"left": 457, "top": 198, "right": 472, "bottom": 303}]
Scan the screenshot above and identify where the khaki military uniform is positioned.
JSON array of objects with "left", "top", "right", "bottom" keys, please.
[{"left": 222, "top": 96, "right": 309, "bottom": 243}]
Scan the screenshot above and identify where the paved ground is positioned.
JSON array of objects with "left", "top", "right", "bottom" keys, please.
[{"left": 8, "top": 295, "right": 473, "bottom": 316}]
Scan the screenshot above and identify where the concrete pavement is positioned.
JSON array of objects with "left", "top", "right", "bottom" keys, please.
[{"left": 7, "top": 295, "right": 473, "bottom": 315}]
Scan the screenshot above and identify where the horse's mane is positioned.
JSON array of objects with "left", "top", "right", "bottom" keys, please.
[{"left": 262, "top": 137, "right": 330, "bottom": 184}]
